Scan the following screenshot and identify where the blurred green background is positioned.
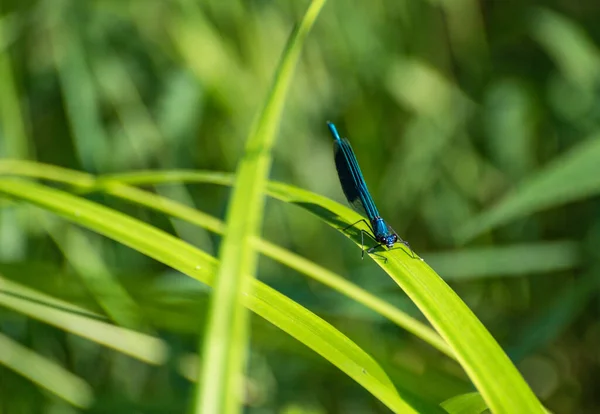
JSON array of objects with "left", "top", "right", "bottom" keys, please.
[{"left": 1, "top": 0, "right": 600, "bottom": 412}]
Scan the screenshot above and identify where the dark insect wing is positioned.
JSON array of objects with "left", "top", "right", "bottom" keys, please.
[
  {"left": 333, "top": 140, "right": 368, "bottom": 217},
  {"left": 333, "top": 138, "right": 380, "bottom": 220}
]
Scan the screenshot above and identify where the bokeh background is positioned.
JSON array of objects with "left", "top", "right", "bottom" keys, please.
[{"left": 1, "top": 0, "right": 600, "bottom": 412}]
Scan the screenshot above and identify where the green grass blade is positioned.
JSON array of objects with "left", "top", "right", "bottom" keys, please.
[
  {"left": 0, "top": 276, "right": 167, "bottom": 365},
  {"left": 91, "top": 53, "right": 164, "bottom": 167},
  {"left": 94, "top": 170, "right": 544, "bottom": 413},
  {"left": 531, "top": 8, "right": 600, "bottom": 90},
  {"left": 458, "top": 132, "right": 600, "bottom": 241},
  {"left": 197, "top": 1, "right": 325, "bottom": 412},
  {"left": 51, "top": 16, "right": 108, "bottom": 170},
  {"left": 0, "top": 19, "right": 29, "bottom": 262},
  {"left": 0, "top": 160, "right": 452, "bottom": 358},
  {"left": 0, "top": 164, "right": 545, "bottom": 410},
  {"left": 101, "top": 182, "right": 452, "bottom": 359},
  {"left": 42, "top": 218, "right": 146, "bottom": 329},
  {"left": 440, "top": 392, "right": 488, "bottom": 414},
  {"left": 0, "top": 159, "right": 96, "bottom": 186},
  {"left": 425, "top": 241, "right": 581, "bottom": 281},
  {"left": 0, "top": 21, "right": 29, "bottom": 160},
  {"left": 256, "top": 241, "right": 453, "bottom": 358},
  {"left": 0, "top": 332, "right": 93, "bottom": 408},
  {"left": 267, "top": 183, "right": 545, "bottom": 413},
  {"left": 0, "top": 178, "right": 415, "bottom": 413}
]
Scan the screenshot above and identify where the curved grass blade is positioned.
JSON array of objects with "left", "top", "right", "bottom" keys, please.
[
  {"left": 0, "top": 160, "right": 452, "bottom": 358},
  {"left": 0, "top": 164, "right": 544, "bottom": 410},
  {"left": 0, "top": 159, "right": 96, "bottom": 186},
  {"left": 440, "top": 392, "right": 488, "bottom": 414},
  {"left": 94, "top": 170, "right": 545, "bottom": 413},
  {"left": 0, "top": 276, "right": 168, "bottom": 365},
  {"left": 266, "top": 183, "right": 545, "bottom": 413},
  {"left": 0, "top": 332, "right": 93, "bottom": 408},
  {"left": 0, "top": 178, "right": 415, "bottom": 413},
  {"left": 458, "top": 132, "right": 600, "bottom": 241},
  {"left": 531, "top": 8, "right": 600, "bottom": 90},
  {"left": 197, "top": 1, "right": 326, "bottom": 412},
  {"left": 103, "top": 182, "right": 453, "bottom": 359}
]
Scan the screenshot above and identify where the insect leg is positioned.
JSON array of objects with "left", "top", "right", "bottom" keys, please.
[
  {"left": 388, "top": 225, "right": 417, "bottom": 259},
  {"left": 360, "top": 229, "right": 365, "bottom": 259},
  {"left": 342, "top": 219, "right": 374, "bottom": 255},
  {"left": 366, "top": 242, "right": 388, "bottom": 263},
  {"left": 358, "top": 229, "right": 387, "bottom": 261},
  {"left": 398, "top": 237, "right": 416, "bottom": 258},
  {"left": 341, "top": 220, "right": 385, "bottom": 261}
]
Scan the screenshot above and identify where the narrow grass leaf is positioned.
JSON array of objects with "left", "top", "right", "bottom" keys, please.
[
  {"left": 0, "top": 159, "right": 96, "bottom": 187},
  {"left": 440, "top": 392, "right": 488, "bottom": 414},
  {"left": 0, "top": 274, "right": 106, "bottom": 321},
  {"left": 197, "top": 1, "right": 326, "bottom": 413},
  {"left": 458, "top": 132, "right": 600, "bottom": 241},
  {"left": 97, "top": 170, "right": 544, "bottom": 413},
  {"left": 0, "top": 332, "right": 93, "bottom": 408},
  {"left": 0, "top": 23, "right": 29, "bottom": 262},
  {"left": 102, "top": 182, "right": 453, "bottom": 359},
  {"left": 267, "top": 182, "right": 545, "bottom": 413},
  {"left": 0, "top": 160, "right": 453, "bottom": 358},
  {"left": 425, "top": 240, "right": 581, "bottom": 281},
  {"left": 0, "top": 24, "right": 29, "bottom": 159},
  {"left": 0, "top": 276, "right": 167, "bottom": 365},
  {"left": 51, "top": 18, "right": 108, "bottom": 169},
  {"left": 42, "top": 218, "right": 146, "bottom": 329},
  {"left": 0, "top": 179, "right": 415, "bottom": 413},
  {"left": 530, "top": 8, "right": 600, "bottom": 89}
]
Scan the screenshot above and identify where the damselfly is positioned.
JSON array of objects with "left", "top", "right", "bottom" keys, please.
[{"left": 328, "top": 121, "right": 413, "bottom": 260}]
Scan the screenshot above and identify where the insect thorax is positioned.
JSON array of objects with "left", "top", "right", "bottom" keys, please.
[{"left": 371, "top": 217, "right": 389, "bottom": 237}]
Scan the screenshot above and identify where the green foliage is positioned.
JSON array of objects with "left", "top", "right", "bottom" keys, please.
[{"left": 1, "top": 0, "right": 599, "bottom": 413}]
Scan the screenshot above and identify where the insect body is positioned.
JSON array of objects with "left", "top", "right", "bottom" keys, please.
[{"left": 327, "top": 121, "right": 412, "bottom": 259}]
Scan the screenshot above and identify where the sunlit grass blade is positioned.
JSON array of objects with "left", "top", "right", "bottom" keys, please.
[
  {"left": 440, "top": 392, "right": 488, "bottom": 414},
  {"left": 0, "top": 178, "right": 415, "bottom": 413},
  {"left": 264, "top": 183, "right": 544, "bottom": 412},
  {"left": 458, "top": 132, "right": 600, "bottom": 241},
  {"left": 0, "top": 276, "right": 167, "bottom": 364},
  {"left": 0, "top": 332, "right": 93, "bottom": 408},
  {"left": 196, "top": 1, "right": 326, "bottom": 413},
  {"left": 94, "top": 170, "right": 544, "bottom": 413},
  {"left": 0, "top": 160, "right": 452, "bottom": 358},
  {"left": 0, "top": 159, "right": 96, "bottom": 186},
  {"left": 0, "top": 163, "right": 544, "bottom": 410},
  {"left": 103, "top": 181, "right": 452, "bottom": 358}
]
